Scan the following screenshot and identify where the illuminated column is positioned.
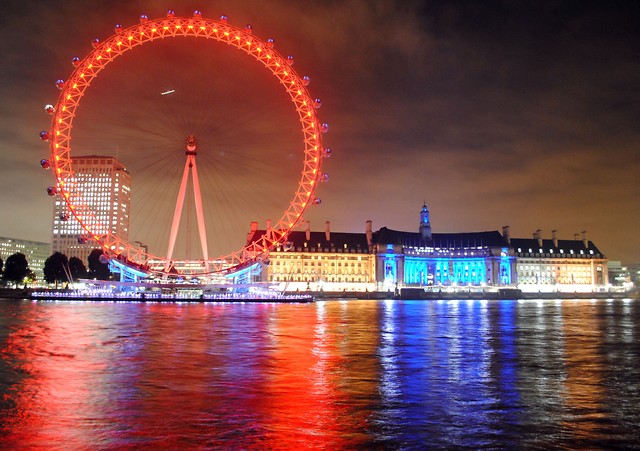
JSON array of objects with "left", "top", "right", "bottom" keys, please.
[{"left": 165, "top": 136, "right": 210, "bottom": 272}]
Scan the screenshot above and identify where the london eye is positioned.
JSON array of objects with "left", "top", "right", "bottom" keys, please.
[{"left": 40, "top": 10, "right": 329, "bottom": 279}]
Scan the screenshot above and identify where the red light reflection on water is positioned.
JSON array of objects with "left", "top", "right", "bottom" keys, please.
[
  {"left": 257, "top": 301, "right": 381, "bottom": 449},
  {"left": 1, "top": 302, "right": 119, "bottom": 448},
  {"left": 259, "top": 303, "right": 345, "bottom": 448},
  {"left": 0, "top": 301, "right": 381, "bottom": 448}
]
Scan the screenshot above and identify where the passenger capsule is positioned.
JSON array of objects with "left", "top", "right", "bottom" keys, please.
[
  {"left": 140, "top": 14, "right": 148, "bottom": 23},
  {"left": 115, "top": 24, "right": 123, "bottom": 33},
  {"left": 99, "top": 253, "right": 110, "bottom": 264},
  {"left": 186, "top": 135, "right": 197, "bottom": 152},
  {"left": 193, "top": 10, "right": 202, "bottom": 18},
  {"left": 244, "top": 24, "right": 253, "bottom": 34},
  {"left": 266, "top": 38, "right": 274, "bottom": 48},
  {"left": 44, "top": 104, "right": 55, "bottom": 114},
  {"left": 220, "top": 15, "right": 228, "bottom": 23},
  {"left": 321, "top": 173, "right": 329, "bottom": 183},
  {"left": 323, "top": 147, "right": 332, "bottom": 158},
  {"left": 314, "top": 98, "right": 322, "bottom": 109},
  {"left": 166, "top": 9, "right": 175, "bottom": 18},
  {"left": 56, "top": 79, "right": 65, "bottom": 89},
  {"left": 47, "top": 186, "right": 57, "bottom": 196},
  {"left": 286, "top": 55, "right": 294, "bottom": 65},
  {"left": 71, "top": 57, "right": 81, "bottom": 67},
  {"left": 39, "top": 131, "right": 49, "bottom": 141},
  {"left": 313, "top": 197, "right": 322, "bottom": 205},
  {"left": 321, "top": 123, "right": 329, "bottom": 133},
  {"left": 302, "top": 75, "right": 310, "bottom": 86},
  {"left": 91, "top": 38, "right": 100, "bottom": 48},
  {"left": 59, "top": 213, "right": 69, "bottom": 221},
  {"left": 40, "top": 159, "right": 50, "bottom": 169}
]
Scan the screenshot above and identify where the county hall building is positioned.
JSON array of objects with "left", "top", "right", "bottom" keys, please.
[{"left": 249, "top": 204, "right": 608, "bottom": 293}]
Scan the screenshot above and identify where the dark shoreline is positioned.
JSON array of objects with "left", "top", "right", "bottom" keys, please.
[
  {"left": 1, "top": 287, "right": 637, "bottom": 302},
  {"left": 316, "top": 288, "right": 637, "bottom": 301}
]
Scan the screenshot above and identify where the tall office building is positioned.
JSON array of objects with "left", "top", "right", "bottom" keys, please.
[{"left": 51, "top": 155, "right": 131, "bottom": 264}]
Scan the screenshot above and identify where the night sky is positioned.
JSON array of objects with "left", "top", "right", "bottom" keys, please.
[{"left": 0, "top": 0, "right": 638, "bottom": 263}]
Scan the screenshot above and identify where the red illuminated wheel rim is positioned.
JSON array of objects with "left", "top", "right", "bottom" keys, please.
[{"left": 46, "top": 12, "right": 326, "bottom": 276}]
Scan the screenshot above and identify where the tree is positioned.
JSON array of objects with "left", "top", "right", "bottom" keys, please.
[
  {"left": 44, "top": 252, "right": 69, "bottom": 287},
  {"left": 68, "top": 256, "right": 88, "bottom": 281},
  {"left": 3, "top": 253, "right": 29, "bottom": 286},
  {"left": 88, "top": 248, "right": 111, "bottom": 280},
  {"left": 0, "top": 256, "right": 4, "bottom": 277}
]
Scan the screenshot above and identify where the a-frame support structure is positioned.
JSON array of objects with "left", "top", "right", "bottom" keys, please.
[{"left": 165, "top": 135, "right": 210, "bottom": 272}]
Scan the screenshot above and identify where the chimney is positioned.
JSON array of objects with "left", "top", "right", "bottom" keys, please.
[
  {"left": 366, "top": 220, "right": 373, "bottom": 247},
  {"left": 574, "top": 233, "right": 580, "bottom": 241},
  {"left": 552, "top": 229, "right": 558, "bottom": 248},
  {"left": 325, "top": 221, "right": 330, "bottom": 241},
  {"left": 582, "top": 230, "right": 588, "bottom": 249},
  {"left": 246, "top": 221, "right": 258, "bottom": 244},
  {"left": 535, "top": 229, "right": 543, "bottom": 247},
  {"left": 502, "top": 225, "right": 510, "bottom": 244},
  {"left": 305, "top": 221, "right": 311, "bottom": 241}
]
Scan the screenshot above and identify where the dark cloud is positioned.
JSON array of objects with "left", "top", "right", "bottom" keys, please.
[{"left": 0, "top": 0, "right": 638, "bottom": 262}]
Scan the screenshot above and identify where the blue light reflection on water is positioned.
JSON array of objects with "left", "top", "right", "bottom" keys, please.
[
  {"left": 0, "top": 297, "right": 639, "bottom": 449},
  {"left": 374, "top": 299, "right": 522, "bottom": 448}
]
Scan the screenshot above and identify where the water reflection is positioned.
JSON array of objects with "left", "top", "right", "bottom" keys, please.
[
  {"left": 0, "top": 298, "right": 639, "bottom": 448},
  {"left": 377, "top": 300, "right": 518, "bottom": 448}
]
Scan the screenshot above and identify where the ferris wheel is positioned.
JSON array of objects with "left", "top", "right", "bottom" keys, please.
[{"left": 40, "top": 10, "right": 330, "bottom": 277}]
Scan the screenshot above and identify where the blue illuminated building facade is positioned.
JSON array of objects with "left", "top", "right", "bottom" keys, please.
[
  {"left": 373, "top": 204, "right": 516, "bottom": 289},
  {"left": 251, "top": 203, "right": 608, "bottom": 292}
]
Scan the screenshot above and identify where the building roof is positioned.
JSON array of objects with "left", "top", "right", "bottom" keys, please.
[
  {"left": 509, "top": 237, "right": 604, "bottom": 258},
  {"left": 249, "top": 229, "right": 370, "bottom": 253},
  {"left": 250, "top": 226, "right": 606, "bottom": 258},
  {"left": 374, "top": 227, "right": 507, "bottom": 249},
  {"left": 70, "top": 155, "right": 128, "bottom": 171}
]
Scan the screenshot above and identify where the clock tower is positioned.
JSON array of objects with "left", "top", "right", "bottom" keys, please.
[{"left": 419, "top": 203, "right": 432, "bottom": 241}]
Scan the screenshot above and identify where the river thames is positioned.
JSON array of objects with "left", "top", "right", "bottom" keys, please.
[{"left": 1, "top": 297, "right": 638, "bottom": 449}]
